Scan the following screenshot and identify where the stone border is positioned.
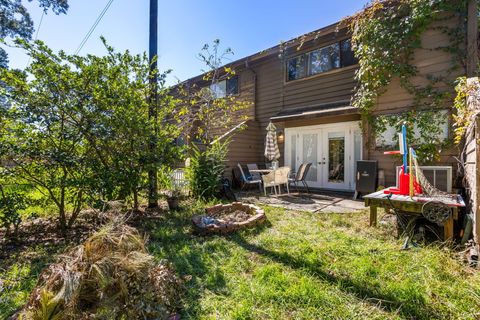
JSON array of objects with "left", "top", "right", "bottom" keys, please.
[{"left": 192, "top": 202, "right": 265, "bottom": 235}]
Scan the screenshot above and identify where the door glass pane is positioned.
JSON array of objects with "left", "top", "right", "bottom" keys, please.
[
  {"left": 328, "top": 132, "right": 345, "bottom": 183},
  {"left": 290, "top": 134, "right": 297, "bottom": 173},
  {"left": 303, "top": 133, "right": 317, "bottom": 181},
  {"left": 353, "top": 129, "right": 362, "bottom": 175}
]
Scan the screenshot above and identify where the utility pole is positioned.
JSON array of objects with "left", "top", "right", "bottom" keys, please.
[{"left": 148, "top": 0, "right": 158, "bottom": 208}]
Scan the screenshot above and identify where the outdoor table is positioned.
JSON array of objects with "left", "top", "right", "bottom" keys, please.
[
  {"left": 364, "top": 189, "right": 465, "bottom": 240},
  {"left": 249, "top": 169, "right": 274, "bottom": 174}
]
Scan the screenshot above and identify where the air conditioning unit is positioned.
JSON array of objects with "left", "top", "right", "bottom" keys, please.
[{"left": 396, "top": 166, "right": 452, "bottom": 193}]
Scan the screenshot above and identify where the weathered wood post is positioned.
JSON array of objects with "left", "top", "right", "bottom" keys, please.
[
  {"left": 464, "top": 78, "right": 480, "bottom": 244},
  {"left": 466, "top": 0, "right": 478, "bottom": 77},
  {"left": 466, "top": 0, "right": 479, "bottom": 244}
]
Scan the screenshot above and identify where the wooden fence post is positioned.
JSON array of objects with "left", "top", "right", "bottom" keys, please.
[
  {"left": 467, "top": 0, "right": 478, "bottom": 77},
  {"left": 475, "top": 115, "right": 480, "bottom": 244}
]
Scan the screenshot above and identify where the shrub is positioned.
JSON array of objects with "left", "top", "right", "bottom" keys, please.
[
  {"left": 0, "top": 188, "right": 28, "bottom": 239},
  {"left": 186, "top": 139, "right": 229, "bottom": 200}
]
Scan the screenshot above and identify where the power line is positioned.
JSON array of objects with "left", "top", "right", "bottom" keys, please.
[
  {"left": 74, "top": 0, "right": 114, "bottom": 55},
  {"left": 25, "top": 11, "right": 45, "bottom": 69},
  {"left": 33, "top": 11, "right": 45, "bottom": 41}
]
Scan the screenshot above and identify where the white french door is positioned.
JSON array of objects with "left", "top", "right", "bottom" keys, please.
[{"left": 285, "top": 121, "right": 362, "bottom": 191}]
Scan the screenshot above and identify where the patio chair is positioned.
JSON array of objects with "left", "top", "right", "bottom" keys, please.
[
  {"left": 289, "top": 163, "right": 312, "bottom": 193},
  {"left": 237, "top": 163, "right": 262, "bottom": 192},
  {"left": 246, "top": 163, "right": 262, "bottom": 181},
  {"left": 262, "top": 166, "right": 290, "bottom": 196}
]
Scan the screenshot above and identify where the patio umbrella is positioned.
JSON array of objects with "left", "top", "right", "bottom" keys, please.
[{"left": 264, "top": 122, "right": 280, "bottom": 161}]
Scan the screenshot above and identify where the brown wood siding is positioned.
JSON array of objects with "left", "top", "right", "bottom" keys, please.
[
  {"left": 250, "top": 28, "right": 359, "bottom": 165},
  {"left": 223, "top": 121, "right": 263, "bottom": 179},
  {"left": 371, "top": 15, "right": 465, "bottom": 187},
  {"left": 181, "top": 14, "right": 467, "bottom": 189}
]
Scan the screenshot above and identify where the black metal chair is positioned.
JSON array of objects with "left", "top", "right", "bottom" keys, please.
[
  {"left": 289, "top": 163, "right": 312, "bottom": 193},
  {"left": 237, "top": 163, "right": 262, "bottom": 192}
]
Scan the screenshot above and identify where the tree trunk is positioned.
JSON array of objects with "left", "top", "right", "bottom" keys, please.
[
  {"left": 67, "top": 190, "right": 83, "bottom": 228},
  {"left": 133, "top": 189, "right": 139, "bottom": 210},
  {"left": 58, "top": 185, "right": 67, "bottom": 236}
]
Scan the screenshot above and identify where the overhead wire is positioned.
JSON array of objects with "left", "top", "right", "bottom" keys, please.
[
  {"left": 74, "top": 0, "right": 115, "bottom": 55},
  {"left": 25, "top": 10, "right": 45, "bottom": 68}
]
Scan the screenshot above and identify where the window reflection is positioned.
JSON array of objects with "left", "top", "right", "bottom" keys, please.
[
  {"left": 309, "top": 43, "right": 340, "bottom": 75},
  {"left": 328, "top": 136, "right": 345, "bottom": 183}
]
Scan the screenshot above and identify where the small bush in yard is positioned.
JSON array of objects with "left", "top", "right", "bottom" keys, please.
[
  {"left": 0, "top": 188, "right": 28, "bottom": 240},
  {"left": 18, "top": 217, "right": 182, "bottom": 319},
  {"left": 186, "top": 140, "right": 229, "bottom": 200}
]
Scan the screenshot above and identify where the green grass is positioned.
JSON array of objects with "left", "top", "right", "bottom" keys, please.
[
  {"left": 0, "top": 244, "right": 66, "bottom": 318},
  {"left": 2, "top": 201, "right": 480, "bottom": 319},
  {"left": 147, "top": 203, "right": 480, "bottom": 320}
]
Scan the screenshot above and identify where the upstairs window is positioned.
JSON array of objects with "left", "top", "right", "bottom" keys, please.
[
  {"left": 210, "top": 76, "right": 239, "bottom": 98},
  {"left": 287, "top": 55, "right": 307, "bottom": 81},
  {"left": 340, "top": 39, "right": 358, "bottom": 67},
  {"left": 286, "top": 38, "right": 357, "bottom": 82},
  {"left": 308, "top": 43, "right": 340, "bottom": 75},
  {"left": 226, "top": 76, "right": 238, "bottom": 96}
]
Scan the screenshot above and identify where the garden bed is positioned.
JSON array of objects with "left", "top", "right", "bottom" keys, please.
[{"left": 191, "top": 202, "right": 265, "bottom": 235}]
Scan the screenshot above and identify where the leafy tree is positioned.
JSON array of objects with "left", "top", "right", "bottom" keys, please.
[
  {"left": 68, "top": 39, "right": 183, "bottom": 208},
  {"left": 178, "top": 40, "right": 252, "bottom": 198},
  {"left": 177, "top": 39, "right": 251, "bottom": 144},
  {"left": 0, "top": 0, "right": 69, "bottom": 68},
  {"left": 0, "top": 43, "right": 88, "bottom": 233},
  {"left": 0, "top": 39, "right": 183, "bottom": 233}
]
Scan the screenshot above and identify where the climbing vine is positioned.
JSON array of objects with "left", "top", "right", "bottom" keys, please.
[
  {"left": 453, "top": 76, "right": 480, "bottom": 143},
  {"left": 344, "top": 0, "right": 468, "bottom": 162}
]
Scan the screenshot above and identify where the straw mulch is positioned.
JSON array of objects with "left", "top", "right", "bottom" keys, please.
[{"left": 17, "top": 217, "right": 182, "bottom": 320}]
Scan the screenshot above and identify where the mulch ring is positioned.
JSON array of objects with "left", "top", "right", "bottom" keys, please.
[{"left": 191, "top": 202, "right": 266, "bottom": 235}]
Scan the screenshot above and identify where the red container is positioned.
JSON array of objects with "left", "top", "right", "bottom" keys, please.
[{"left": 384, "top": 167, "right": 422, "bottom": 196}]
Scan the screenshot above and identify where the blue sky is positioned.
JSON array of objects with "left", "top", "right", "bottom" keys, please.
[{"left": 5, "top": 0, "right": 367, "bottom": 85}]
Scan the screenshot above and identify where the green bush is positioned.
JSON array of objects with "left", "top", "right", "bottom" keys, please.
[
  {"left": 186, "top": 140, "right": 229, "bottom": 200},
  {"left": 0, "top": 188, "right": 28, "bottom": 239}
]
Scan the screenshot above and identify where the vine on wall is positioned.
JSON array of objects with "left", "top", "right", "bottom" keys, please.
[
  {"left": 453, "top": 77, "right": 480, "bottom": 143},
  {"left": 344, "top": 0, "right": 468, "bottom": 162}
]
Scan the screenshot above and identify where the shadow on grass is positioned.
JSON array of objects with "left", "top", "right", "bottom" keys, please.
[
  {"left": 0, "top": 244, "right": 63, "bottom": 318},
  {"left": 226, "top": 234, "right": 443, "bottom": 320},
  {"left": 143, "top": 207, "right": 234, "bottom": 318}
]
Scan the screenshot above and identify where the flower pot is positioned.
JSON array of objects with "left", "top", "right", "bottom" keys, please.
[{"left": 167, "top": 197, "right": 179, "bottom": 210}]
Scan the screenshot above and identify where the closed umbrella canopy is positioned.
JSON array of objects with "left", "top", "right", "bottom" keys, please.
[{"left": 264, "top": 122, "right": 280, "bottom": 161}]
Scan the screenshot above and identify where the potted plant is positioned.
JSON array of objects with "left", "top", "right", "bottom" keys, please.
[{"left": 166, "top": 187, "right": 181, "bottom": 211}]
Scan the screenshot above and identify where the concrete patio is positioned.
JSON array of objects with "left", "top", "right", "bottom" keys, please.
[{"left": 236, "top": 191, "right": 365, "bottom": 213}]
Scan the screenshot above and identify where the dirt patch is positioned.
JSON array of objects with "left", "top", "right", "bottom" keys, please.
[
  {"left": 209, "top": 208, "right": 251, "bottom": 223},
  {"left": 192, "top": 202, "right": 266, "bottom": 235}
]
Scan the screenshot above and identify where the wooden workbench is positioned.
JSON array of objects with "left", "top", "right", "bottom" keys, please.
[{"left": 364, "top": 190, "right": 465, "bottom": 240}]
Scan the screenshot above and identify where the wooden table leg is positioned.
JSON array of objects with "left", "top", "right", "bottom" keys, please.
[
  {"left": 444, "top": 216, "right": 454, "bottom": 241},
  {"left": 370, "top": 206, "right": 377, "bottom": 227},
  {"left": 452, "top": 207, "right": 458, "bottom": 220}
]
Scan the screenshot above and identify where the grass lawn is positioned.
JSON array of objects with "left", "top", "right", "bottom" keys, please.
[
  {"left": 1, "top": 202, "right": 480, "bottom": 319},
  {"left": 148, "top": 203, "right": 480, "bottom": 320}
]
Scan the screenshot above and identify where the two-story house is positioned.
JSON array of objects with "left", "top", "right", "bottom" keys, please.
[{"left": 179, "top": 4, "right": 477, "bottom": 192}]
